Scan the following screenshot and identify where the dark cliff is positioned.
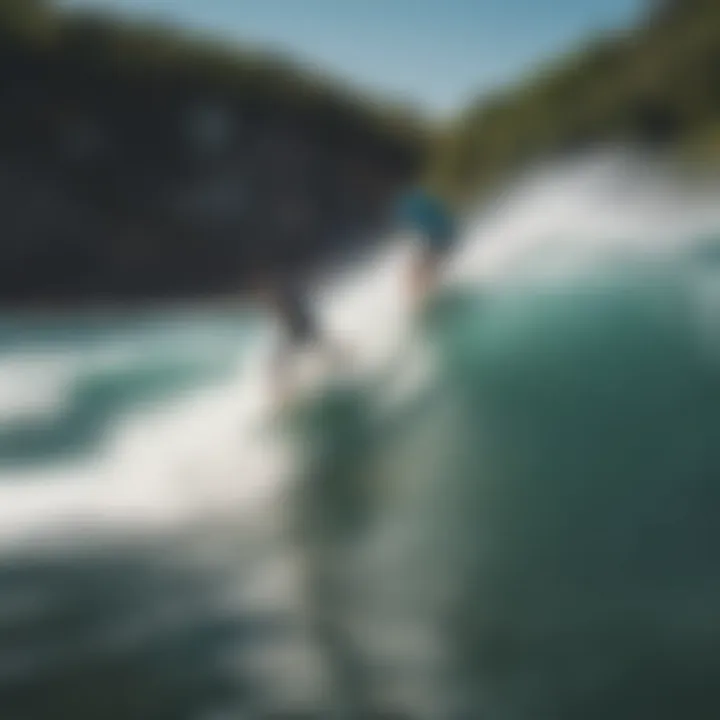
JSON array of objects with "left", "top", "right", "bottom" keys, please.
[{"left": 0, "top": 1, "right": 425, "bottom": 305}]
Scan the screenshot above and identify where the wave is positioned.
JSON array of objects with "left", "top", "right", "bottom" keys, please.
[{"left": 0, "top": 153, "right": 718, "bottom": 547}]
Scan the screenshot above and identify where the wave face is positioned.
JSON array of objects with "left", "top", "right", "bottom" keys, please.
[{"left": 1, "top": 155, "right": 720, "bottom": 718}]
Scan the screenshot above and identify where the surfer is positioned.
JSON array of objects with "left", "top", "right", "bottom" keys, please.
[{"left": 395, "top": 185, "right": 458, "bottom": 308}]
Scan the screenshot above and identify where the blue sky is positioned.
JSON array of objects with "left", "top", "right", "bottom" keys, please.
[{"left": 59, "top": 0, "right": 646, "bottom": 117}]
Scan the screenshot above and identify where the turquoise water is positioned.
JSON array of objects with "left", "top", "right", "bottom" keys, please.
[
  {"left": 286, "top": 241, "right": 720, "bottom": 717},
  {"left": 1, "top": 165, "right": 720, "bottom": 718},
  {"left": 0, "top": 309, "right": 259, "bottom": 467}
]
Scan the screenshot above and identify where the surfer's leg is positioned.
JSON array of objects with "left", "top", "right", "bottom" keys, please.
[
  {"left": 407, "top": 248, "right": 425, "bottom": 302},
  {"left": 269, "top": 335, "right": 295, "bottom": 406},
  {"left": 415, "top": 230, "right": 456, "bottom": 304},
  {"left": 409, "top": 248, "right": 441, "bottom": 310}
]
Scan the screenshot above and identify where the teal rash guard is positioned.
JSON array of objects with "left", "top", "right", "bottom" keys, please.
[{"left": 396, "top": 188, "right": 457, "bottom": 253}]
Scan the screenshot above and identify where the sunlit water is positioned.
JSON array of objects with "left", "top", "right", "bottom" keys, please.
[{"left": 1, "top": 156, "right": 720, "bottom": 719}]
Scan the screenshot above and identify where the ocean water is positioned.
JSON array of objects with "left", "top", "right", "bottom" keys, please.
[{"left": 1, "top": 156, "right": 720, "bottom": 719}]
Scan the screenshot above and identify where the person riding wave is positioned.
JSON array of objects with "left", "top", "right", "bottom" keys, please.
[{"left": 394, "top": 184, "right": 459, "bottom": 307}]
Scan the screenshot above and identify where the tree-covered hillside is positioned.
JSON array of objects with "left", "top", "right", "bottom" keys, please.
[{"left": 429, "top": 0, "right": 720, "bottom": 200}]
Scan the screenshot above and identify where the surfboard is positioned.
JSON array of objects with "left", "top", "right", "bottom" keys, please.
[{"left": 255, "top": 340, "right": 360, "bottom": 435}]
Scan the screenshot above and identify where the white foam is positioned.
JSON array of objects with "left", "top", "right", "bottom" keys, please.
[
  {"left": 0, "top": 354, "right": 75, "bottom": 423},
  {"left": 0, "top": 153, "right": 719, "bottom": 548}
]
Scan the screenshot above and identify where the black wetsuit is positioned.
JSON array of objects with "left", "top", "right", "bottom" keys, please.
[
  {"left": 270, "top": 281, "right": 319, "bottom": 378},
  {"left": 276, "top": 282, "right": 318, "bottom": 346}
]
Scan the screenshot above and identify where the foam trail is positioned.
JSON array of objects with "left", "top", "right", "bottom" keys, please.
[
  {"left": 0, "top": 354, "right": 74, "bottom": 423},
  {"left": 0, "top": 154, "right": 718, "bottom": 548}
]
